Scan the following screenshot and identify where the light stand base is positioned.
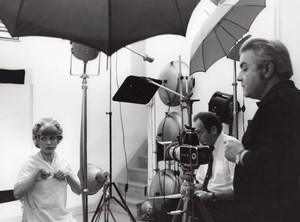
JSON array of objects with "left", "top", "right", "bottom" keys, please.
[{"left": 91, "top": 182, "right": 136, "bottom": 222}]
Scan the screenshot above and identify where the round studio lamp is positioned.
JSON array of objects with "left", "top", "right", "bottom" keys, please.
[
  {"left": 140, "top": 199, "right": 157, "bottom": 218},
  {"left": 156, "top": 111, "right": 184, "bottom": 143},
  {"left": 158, "top": 61, "right": 195, "bottom": 107},
  {"left": 140, "top": 198, "right": 165, "bottom": 221},
  {"left": 78, "top": 164, "right": 109, "bottom": 195},
  {"left": 71, "top": 42, "right": 99, "bottom": 63},
  {"left": 149, "top": 169, "right": 180, "bottom": 197}
]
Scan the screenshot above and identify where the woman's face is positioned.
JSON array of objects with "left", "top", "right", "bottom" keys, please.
[
  {"left": 237, "top": 50, "right": 267, "bottom": 100},
  {"left": 39, "top": 135, "right": 59, "bottom": 156}
]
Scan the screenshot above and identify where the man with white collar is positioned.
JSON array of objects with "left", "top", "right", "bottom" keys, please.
[{"left": 194, "top": 112, "right": 235, "bottom": 221}]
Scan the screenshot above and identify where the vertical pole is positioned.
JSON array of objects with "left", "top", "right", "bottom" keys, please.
[
  {"left": 108, "top": 56, "right": 113, "bottom": 207},
  {"left": 178, "top": 56, "right": 185, "bottom": 143},
  {"left": 232, "top": 61, "right": 239, "bottom": 139},
  {"left": 108, "top": 0, "right": 113, "bottom": 193},
  {"left": 80, "top": 62, "right": 89, "bottom": 222},
  {"left": 274, "top": 0, "right": 281, "bottom": 39},
  {"left": 147, "top": 98, "right": 157, "bottom": 186}
]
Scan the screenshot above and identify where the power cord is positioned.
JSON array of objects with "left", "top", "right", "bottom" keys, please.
[{"left": 115, "top": 52, "right": 129, "bottom": 201}]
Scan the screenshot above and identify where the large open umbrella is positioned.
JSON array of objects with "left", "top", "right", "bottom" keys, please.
[
  {"left": 0, "top": 0, "right": 201, "bottom": 56},
  {"left": 190, "top": 0, "right": 266, "bottom": 74}
]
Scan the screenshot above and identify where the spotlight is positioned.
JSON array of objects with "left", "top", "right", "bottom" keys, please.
[
  {"left": 78, "top": 164, "right": 109, "bottom": 195},
  {"left": 209, "top": 91, "right": 240, "bottom": 124}
]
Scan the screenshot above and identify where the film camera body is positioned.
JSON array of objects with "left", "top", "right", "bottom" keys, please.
[{"left": 157, "top": 129, "right": 210, "bottom": 168}]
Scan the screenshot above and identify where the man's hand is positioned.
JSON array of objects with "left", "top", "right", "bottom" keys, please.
[
  {"left": 195, "top": 190, "right": 214, "bottom": 202},
  {"left": 224, "top": 137, "right": 245, "bottom": 162},
  {"left": 194, "top": 183, "right": 203, "bottom": 191}
]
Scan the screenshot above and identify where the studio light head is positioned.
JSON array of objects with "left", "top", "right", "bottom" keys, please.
[
  {"left": 78, "top": 164, "right": 109, "bottom": 195},
  {"left": 71, "top": 42, "right": 99, "bottom": 63},
  {"left": 70, "top": 41, "right": 100, "bottom": 76}
]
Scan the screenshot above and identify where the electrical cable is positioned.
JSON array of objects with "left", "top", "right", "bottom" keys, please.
[{"left": 115, "top": 52, "right": 129, "bottom": 202}]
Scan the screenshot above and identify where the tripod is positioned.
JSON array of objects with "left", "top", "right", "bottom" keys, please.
[
  {"left": 91, "top": 57, "right": 136, "bottom": 222},
  {"left": 91, "top": 180, "right": 136, "bottom": 221},
  {"left": 168, "top": 127, "right": 214, "bottom": 222},
  {"left": 170, "top": 169, "right": 214, "bottom": 222}
]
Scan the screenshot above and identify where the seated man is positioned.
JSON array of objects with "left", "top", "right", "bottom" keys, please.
[
  {"left": 145, "top": 112, "right": 236, "bottom": 222},
  {"left": 193, "top": 112, "right": 235, "bottom": 222}
]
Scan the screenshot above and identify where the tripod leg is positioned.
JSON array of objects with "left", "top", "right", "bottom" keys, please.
[
  {"left": 182, "top": 196, "right": 191, "bottom": 222},
  {"left": 91, "top": 184, "right": 110, "bottom": 222},
  {"left": 91, "top": 198, "right": 106, "bottom": 222},
  {"left": 171, "top": 197, "right": 184, "bottom": 222},
  {"left": 111, "top": 196, "right": 127, "bottom": 211},
  {"left": 91, "top": 182, "right": 137, "bottom": 221},
  {"left": 193, "top": 196, "right": 214, "bottom": 222},
  {"left": 171, "top": 195, "right": 192, "bottom": 222},
  {"left": 91, "top": 194, "right": 104, "bottom": 221},
  {"left": 111, "top": 182, "right": 136, "bottom": 221},
  {"left": 104, "top": 199, "right": 108, "bottom": 222},
  {"left": 108, "top": 208, "right": 117, "bottom": 222}
]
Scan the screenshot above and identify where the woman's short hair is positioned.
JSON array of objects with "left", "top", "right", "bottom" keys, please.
[
  {"left": 193, "top": 112, "right": 223, "bottom": 134},
  {"left": 240, "top": 38, "right": 293, "bottom": 80},
  {"left": 32, "top": 118, "right": 63, "bottom": 148}
]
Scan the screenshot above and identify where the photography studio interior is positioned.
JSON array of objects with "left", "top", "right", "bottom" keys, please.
[{"left": 0, "top": 0, "right": 300, "bottom": 222}]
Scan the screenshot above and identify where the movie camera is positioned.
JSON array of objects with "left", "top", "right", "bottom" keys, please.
[
  {"left": 157, "top": 142, "right": 210, "bottom": 168},
  {"left": 157, "top": 127, "right": 210, "bottom": 168}
]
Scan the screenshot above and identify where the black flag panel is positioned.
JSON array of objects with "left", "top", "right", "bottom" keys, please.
[{"left": 0, "top": 69, "right": 25, "bottom": 84}]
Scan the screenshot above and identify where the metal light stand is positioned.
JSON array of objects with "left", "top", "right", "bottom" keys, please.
[
  {"left": 91, "top": 177, "right": 135, "bottom": 222},
  {"left": 70, "top": 42, "right": 101, "bottom": 222},
  {"left": 147, "top": 78, "right": 213, "bottom": 222},
  {"left": 227, "top": 34, "right": 251, "bottom": 139},
  {"left": 232, "top": 61, "right": 239, "bottom": 138},
  {"left": 80, "top": 69, "right": 89, "bottom": 222},
  {"left": 72, "top": 62, "right": 94, "bottom": 222},
  {"left": 91, "top": 57, "right": 136, "bottom": 222}
]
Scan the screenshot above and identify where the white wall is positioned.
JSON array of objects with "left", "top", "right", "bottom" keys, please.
[{"left": 0, "top": 84, "right": 33, "bottom": 220}]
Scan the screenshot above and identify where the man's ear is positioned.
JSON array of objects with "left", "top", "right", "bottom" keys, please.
[
  {"left": 262, "top": 62, "right": 274, "bottom": 78},
  {"left": 211, "top": 125, "right": 218, "bottom": 135}
]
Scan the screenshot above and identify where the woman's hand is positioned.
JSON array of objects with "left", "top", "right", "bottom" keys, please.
[
  {"left": 39, "top": 169, "right": 51, "bottom": 180},
  {"left": 54, "top": 170, "right": 68, "bottom": 181}
]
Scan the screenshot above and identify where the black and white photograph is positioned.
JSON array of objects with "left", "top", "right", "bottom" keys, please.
[{"left": 0, "top": 0, "right": 299, "bottom": 221}]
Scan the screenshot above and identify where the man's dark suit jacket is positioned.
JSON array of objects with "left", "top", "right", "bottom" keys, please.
[{"left": 234, "top": 80, "right": 300, "bottom": 222}]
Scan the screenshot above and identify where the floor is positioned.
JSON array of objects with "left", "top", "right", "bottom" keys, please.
[{"left": 74, "top": 211, "right": 138, "bottom": 222}]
